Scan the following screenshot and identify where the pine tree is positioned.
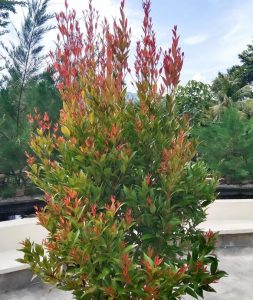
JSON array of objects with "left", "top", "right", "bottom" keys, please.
[
  {"left": 0, "top": 71, "right": 61, "bottom": 197},
  {"left": 0, "top": 0, "right": 57, "bottom": 197},
  {"left": 195, "top": 107, "right": 253, "bottom": 184},
  {"left": 2, "top": 0, "right": 54, "bottom": 133},
  {"left": 0, "top": 0, "right": 25, "bottom": 36}
]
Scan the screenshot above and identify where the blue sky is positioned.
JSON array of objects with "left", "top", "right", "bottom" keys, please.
[
  {"left": 150, "top": 0, "right": 253, "bottom": 84},
  {"left": 10, "top": 0, "right": 253, "bottom": 86}
]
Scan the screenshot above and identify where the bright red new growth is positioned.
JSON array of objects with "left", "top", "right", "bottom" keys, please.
[
  {"left": 120, "top": 253, "right": 132, "bottom": 284},
  {"left": 135, "top": 0, "right": 162, "bottom": 103},
  {"left": 162, "top": 25, "right": 184, "bottom": 93}
]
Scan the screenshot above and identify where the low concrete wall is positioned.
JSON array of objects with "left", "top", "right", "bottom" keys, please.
[
  {"left": 199, "top": 199, "right": 253, "bottom": 235},
  {"left": 0, "top": 218, "right": 47, "bottom": 274},
  {"left": 218, "top": 232, "right": 253, "bottom": 248},
  {"left": 0, "top": 218, "right": 47, "bottom": 291},
  {"left": 198, "top": 199, "right": 253, "bottom": 248},
  {"left": 204, "top": 199, "right": 253, "bottom": 220}
]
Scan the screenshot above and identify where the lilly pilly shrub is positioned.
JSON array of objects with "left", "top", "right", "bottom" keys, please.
[{"left": 19, "top": 1, "right": 226, "bottom": 299}]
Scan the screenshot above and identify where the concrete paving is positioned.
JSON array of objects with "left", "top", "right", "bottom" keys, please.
[
  {"left": 200, "top": 247, "right": 253, "bottom": 300},
  {"left": 0, "top": 283, "right": 72, "bottom": 300},
  {"left": 1, "top": 247, "right": 253, "bottom": 300}
]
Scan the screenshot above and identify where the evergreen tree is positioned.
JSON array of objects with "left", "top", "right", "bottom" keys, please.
[
  {"left": 195, "top": 107, "right": 253, "bottom": 184},
  {"left": 237, "top": 43, "right": 253, "bottom": 85},
  {"left": 0, "top": 0, "right": 25, "bottom": 36},
  {"left": 0, "top": 0, "right": 57, "bottom": 197},
  {"left": 0, "top": 71, "right": 61, "bottom": 197},
  {"left": 2, "top": 0, "right": 54, "bottom": 133}
]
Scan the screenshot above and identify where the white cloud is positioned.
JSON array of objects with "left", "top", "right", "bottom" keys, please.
[
  {"left": 181, "top": 1, "right": 253, "bottom": 85},
  {"left": 191, "top": 72, "right": 206, "bottom": 82},
  {"left": 221, "top": 24, "right": 240, "bottom": 41},
  {"left": 183, "top": 34, "right": 208, "bottom": 46},
  {"left": 216, "top": 2, "right": 253, "bottom": 66}
]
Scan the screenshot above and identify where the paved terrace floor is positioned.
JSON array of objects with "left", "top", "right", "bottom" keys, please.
[{"left": 1, "top": 247, "right": 252, "bottom": 300}]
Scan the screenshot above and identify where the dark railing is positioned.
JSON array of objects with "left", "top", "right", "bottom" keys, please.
[
  {"left": 0, "top": 195, "right": 45, "bottom": 221},
  {"left": 1, "top": 184, "right": 253, "bottom": 221},
  {"left": 217, "top": 184, "right": 253, "bottom": 199}
]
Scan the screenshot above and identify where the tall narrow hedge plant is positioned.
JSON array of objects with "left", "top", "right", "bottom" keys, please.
[{"left": 19, "top": 1, "right": 226, "bottom": 299}]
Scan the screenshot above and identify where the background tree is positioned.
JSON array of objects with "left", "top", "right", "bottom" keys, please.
[
  {"left": 0, "top": 0, "right": 25, "bottom": 36},
  {"left": 0, "top": 0, "right": 60, "bottom": 197},
  {"left": 195, "top": 107, "right": 253, "bottom": 184},
  {"left": 2, "top": 0, "right": 54, "bottom": 133},
  {"left": 211, "top": 40, "right": 253, "bottom": 109},
  {"left": 212, "top": 72, "right": 252, "bottom": 104},
  {"left": 236, "top": 98, "right": 253, "bottom": 119},
  {"left": 0, "top": 71, "right": 61, "bottom": 197},
  {"left": 226, "top": 42, "right": 253, "bottom": 87},
  {"left": 175, "top": 80, "right": 215, "bottom": 125},
  {"left": 210, "top": 72, "right": 252, "bottom": 120},
  {"left": 238, "top": 43, "right": 253, "bottom": 85}
]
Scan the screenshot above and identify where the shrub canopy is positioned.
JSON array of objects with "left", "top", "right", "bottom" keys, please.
[{"left": 19, "top": 1, "right": 226, "bottom": 299}]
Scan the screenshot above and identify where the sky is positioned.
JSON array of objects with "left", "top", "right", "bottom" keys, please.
[{"left": 8, "top": 0, "right": 253, "bottom": 87}]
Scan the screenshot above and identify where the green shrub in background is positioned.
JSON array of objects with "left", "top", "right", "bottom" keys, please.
[
  {"left": 175, "top": 80, "right": 215, "bottom": 125},
  {"left": 195, "top": 107, "right": 253, "bottom": 184},
  {"left": 236, "top": 99, "right": 253, "bottom": 118}
]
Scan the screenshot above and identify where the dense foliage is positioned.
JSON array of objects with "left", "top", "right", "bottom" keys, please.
[
  {"left": 175, "top": 80, "right": 214, "bottom": 125},
  {"left": 237, "top": 99, "right": 253, "bottom": 119},
  {"left": 0, "top": 72, "right": 61, "bottom": 197},
  {"left": 212, "top": 72, "right": 252, "bottom": 105},
  {"left": 195, "top": 107, "right": 253, "bottom": 184},
  {"left": 228, "top": 42, "right": 253, "bottom": 86},
  {"left": 1, "top": 0, "right": 253, "bottom": 199},
  {"left": 19, "top": 1, "right": 225, "bottom": 299},
  {"left": 0, "top": 0, "right": 60, "bottom": 198}
]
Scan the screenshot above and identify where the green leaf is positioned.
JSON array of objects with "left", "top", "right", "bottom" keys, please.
[
  {"left": 143, "top": 253, "right": 154, "bottom": 269},
  {"left": 210, "top": 259, "right": 218, "bottom": 275},
  {"left": 71, "top": 229, "right": 80, "bottom": 246},
  {"left": 150, "top": 203, "right": 156, "bottom": 214},
  {"left": 124, "top": 244, "right": 137, "bottom": 253},
  {"left": 35, "top": 244, "right": 44, "bottom": 256},
  {"left": 185, "top": 287, "right": 198, "bottom": 299},
  {"left": 141, "top": 233, "right": 155, "bottom": 241},
  {"left": 202, "top": 285, "right": 216, "bottom": 292},
  {"left": 82, "top": 286, "right": 97, "bottom": 296},
  {"left": 196, "top": 287, "right": 204, "bottom": 298}
]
